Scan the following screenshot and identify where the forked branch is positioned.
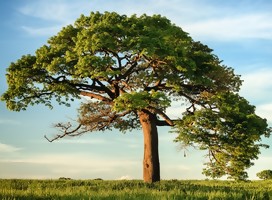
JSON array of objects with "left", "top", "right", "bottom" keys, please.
[
  {"left": 44, "top": 123, "right": 83, "bottom": 142},
  {"left": 146, "top": 106, "right": 174, "bottom": 126}
]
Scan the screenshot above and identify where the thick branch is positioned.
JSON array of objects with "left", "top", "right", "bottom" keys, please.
[
  {"left": 50, "top": 75, "right": 115, "bottom": 100},
  {"left": 80, "top": 91, "right": 112, "bottom": 103},
  {"left": 145, "top": 106, "right": 174, "bottom": 126},
  {"left": 120, "top": 61, "right": 138, "bottom": 80},
  {"left": 94, "top": 79, "right": 115, "bottom": 99},
  {"left": 103, "top": 48, "right": 123, "bottom": 70},
  {"left": 22, "top": 91, "right": 54, "bottom": 100},
  {"left": 156, "top": 119, "right": 180, "bottom": 126}
]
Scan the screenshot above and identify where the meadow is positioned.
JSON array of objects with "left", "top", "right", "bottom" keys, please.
[{"left": 0, "top": 179, "right": 271, "bottom": 199}]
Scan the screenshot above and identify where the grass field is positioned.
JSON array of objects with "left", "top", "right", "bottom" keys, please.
[{"left": 0, "top": 179, "right": 271, "bottom": 199}]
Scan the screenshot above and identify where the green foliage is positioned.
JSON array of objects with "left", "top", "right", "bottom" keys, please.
[
  {"left": 1, "top": 11, "right": 241, "bottom": 111},
  {"left": 257, "top": 170, "right": 272, "bottom": 180},
  {"left": 0, "top": 179, "right": 271, "bottom": 199},
  {"left": 113, "top": 90, "right": 171, "bottom": 112},
  {"left": 174, "top": 92, "right": 270, "bottom": 180}
]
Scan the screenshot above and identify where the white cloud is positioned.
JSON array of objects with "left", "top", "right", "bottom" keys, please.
[
  {"left": 0, "top": 143, "right": 21, "bottom": 153},
  {"left": 17, "top": 1, "right": 91, "bottom": 36},
  {"left": 184, "top": 13, "right": 272, "bottom": 41},
  {"left": 18, "top": 0, "right": 84, "bottom": 23},
  {"left": 21, "top": 25, "right": 62, "bottom": 36},
  {"left": 240, "top": 68, "right": 272, "bottom": 104},
  {"left": 16, "top": 0, "right": 272, "bottom": 41},
  {"left": 255, "top": 103, "right": 272, "bottom": 123}
]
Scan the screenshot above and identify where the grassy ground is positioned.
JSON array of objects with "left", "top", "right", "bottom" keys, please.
[{"left": 0, "top": 179, "right": 271, "bottom": 199}]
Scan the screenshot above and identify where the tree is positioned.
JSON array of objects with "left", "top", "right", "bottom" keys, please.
[
  {"left": 1, "top": 12, "right": 270, "bottom": 182},
  {"left": 257, "top": 170, "right": 272, "bottom": 180}
]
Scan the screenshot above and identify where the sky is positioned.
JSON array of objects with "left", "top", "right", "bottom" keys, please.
[{"left": 0, "top": 0, "right": 272, "bottom": 180}]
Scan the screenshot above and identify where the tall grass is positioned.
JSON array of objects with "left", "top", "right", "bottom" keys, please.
[{"left": 0, "top": 179, "right": 271, "bottom": 199}]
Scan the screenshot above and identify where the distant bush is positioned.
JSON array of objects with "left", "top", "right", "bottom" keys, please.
[
  {"left": 59, "top": 177, "right": 72, "bottom": 180},
  {"left": 257, "top": 170, "right": 272, "bottom": 180}
]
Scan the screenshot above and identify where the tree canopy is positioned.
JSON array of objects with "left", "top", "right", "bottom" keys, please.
[{"left": 1, "top": 12, "right": 270, "bottom": 181}]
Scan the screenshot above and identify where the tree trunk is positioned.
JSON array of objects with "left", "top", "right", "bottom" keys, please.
[{"left": 138, "top": 110, "right": 160, "bottom": 183}]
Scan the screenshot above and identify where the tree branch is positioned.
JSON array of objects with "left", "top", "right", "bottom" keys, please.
[
  {"left": 80, "top": 91, "right": 112, "bottom": 103},
  {"left": 50, "top": 75, "right": 115, "bottom": 100},
  {"left": 146, "top": 106, "right": 174, "bottom": 126},
  {"left": 44, "top": 123, "right": 83, "bottom": 142},
  {"left": 156, "top": 119, "right": 180, "bottom": 126},
  {"left": 45, "top": 109, "right": 132, "bottom": 142},
  {"left": 120, "top": 61, "right": 138, "bottom": 80},
  {"left": 95, "top": 79, "right": 115, "bottom": 99},
  {"left": 145, "top": 83, "right": 172, "bottom": 91}
]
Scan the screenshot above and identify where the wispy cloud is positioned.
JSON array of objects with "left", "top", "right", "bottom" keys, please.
[
  {"left": 183, "top": 13, "right": 272, "bottom": 41},
  {"left": 255, "top": 103, "right": 272, "bottom": 124},
  {"left": 17, "top": 0, "right": 91, "bottom": 36},
  {"left": 21, "top": 25, "right": 62, "bottom": 36},
  {"left": 16, "top": 0, "right": 272, "bottom": 41},
  {"left": 240, "top": 68, "right": 272, "bottom": 104},
  {"left": 18, "top": 0, "right": 86, "bottom": 23},
  {"left": 0, "top": 143, "right": 21, "bottom": 153}
]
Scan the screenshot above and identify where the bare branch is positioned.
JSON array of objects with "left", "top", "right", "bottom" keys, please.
[
  {"left": 44, "top": 123, "right": 82, "bottom": 142},
  {"left": 45, "top": 108, "right": 133, "bottom": 142}
]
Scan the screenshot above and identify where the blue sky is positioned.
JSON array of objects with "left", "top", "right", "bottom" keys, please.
[{"left": 1, "top": 0, "right": 272, "bottom": 180}]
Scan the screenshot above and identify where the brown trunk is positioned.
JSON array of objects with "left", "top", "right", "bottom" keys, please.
[{"left": 138, "top": 110, "right": 160, "bottom": 183}]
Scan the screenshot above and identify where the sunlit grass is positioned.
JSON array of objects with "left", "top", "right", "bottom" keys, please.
[{"left": 0, "top": 179, "right": 271, "bottom": 199}]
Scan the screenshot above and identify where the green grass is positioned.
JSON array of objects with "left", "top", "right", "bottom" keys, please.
[{"left": 0, "top": 179, "right": 271, "bottom": 199}]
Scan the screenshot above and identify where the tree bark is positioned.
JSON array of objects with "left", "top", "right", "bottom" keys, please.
[{"left": 138, "top": 110, "right": 160, "bottom": 183}]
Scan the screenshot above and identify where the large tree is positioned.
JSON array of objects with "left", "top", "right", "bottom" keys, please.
[{"left": 1, "top": 12, "right": 270, "bottom": 182}]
